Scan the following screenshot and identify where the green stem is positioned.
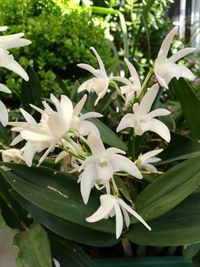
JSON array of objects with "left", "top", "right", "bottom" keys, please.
[
  {"left": 138, "top": 69, "right": 154, "bottom": 101},
  {"left": 110, "top": 80, "right": 132, "bottom": 108}
]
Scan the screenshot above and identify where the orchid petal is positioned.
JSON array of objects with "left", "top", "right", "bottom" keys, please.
[
  {"left": 139, "top": 84, "right": 159, "bottom": 115},
  {"left": 73, "top": 95, "right": 87, "bottom": 116},
  {"left": 86, "top": 194, "right": 116, "bottom": 222},
  {"left": 90, "top": 47, "right": 106, "bottom": 73},
  {"left": 1, "top": 38, "right": 31, "bottom": 49},
  {"left": 77, "top": 63, "right": 96, "bottom": 74},
  {"left": 139, "top": 149, "right": 163, "bottom": 162},
  {"left": 80, "top": 163, "right": 96, "bottom": 204},
  {"left": 147, "top": 108, "right": 170, "bottom": 119},
  {"left": 110, "top": 154, "right": 142, "bottom": 179},
  {"left": 116, "top": 113, "right": 135, "bottom": 132},
  {"left": 124, "top": 58, "right": 141, "bottom": 88},
  {"left": 78, "top": 120, "right": 100, "bottom": 136},
  {"left": 118, "top": 198, "right": 151, "bottom": 231},
  {"left": 156, "top": 26, "right": 178, "bottom": 63},
  {"left": 149, "top": 119, "right": 171, "bottom": 143},
  {"left": 37, "top": 144, "right": 55, "bottom": 166},
  {"left": 114, "top": 202, "right": 123, "bottom": 239},
  {"left": 0, "top": 83, "right": 11, "bottom": 93},
  {"left": 121, "top": 206, "right": 130, "bottom": 228},
  {"left": 10, "top": 135, "right": 23, "bottom": 146},
  {"left": 0, "top": 100, "right": 8, "bottom": 126},
  {"left": 168, "top": 47, "right": 196, "bottom": 63},
  {"left": 140, "top": 162, "right": 158, "bottom": 173},
  {"left": 106, "top": 147, "right": 125, "bottom": 155},
  {"left": 4, "top": 59, "right": 29, "bottom": 81},
  {"left": 20, "top": 108, "right": 36, "bottom": 123},
  {"left": 22, "top": 142, "right": 36, "bottom": 167},
  {"left": 80, "top": 111, "right": 103, "bottom": 120},
  {"left": 87, "top": 134, "right": 105, "bottom": 155}
]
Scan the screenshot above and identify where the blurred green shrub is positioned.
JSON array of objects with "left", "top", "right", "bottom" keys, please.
[{"left": 0, "top": 0, "right": 112, "bottom": 95}]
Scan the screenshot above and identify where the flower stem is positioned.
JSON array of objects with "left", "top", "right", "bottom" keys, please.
[
  {"left": 138, "top": 69, "right": 154, "bottom": 101},
  {"left": 121, "top": 238, "right": 133, "bottom": 256}
]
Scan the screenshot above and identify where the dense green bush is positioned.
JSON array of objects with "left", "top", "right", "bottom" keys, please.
[{"left": 0, "top": 0, "right": 112, "bottom": 95}]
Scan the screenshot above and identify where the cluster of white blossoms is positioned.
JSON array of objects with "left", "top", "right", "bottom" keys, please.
[
  {"left": 2, "top": 26, "right": 196, "bottom": 239},
  {"left": 0, "top": 26, "right": 31, "bottom": 126}
]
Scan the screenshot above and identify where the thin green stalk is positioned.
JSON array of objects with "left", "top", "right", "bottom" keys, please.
[{"left": 138, "top": 68, "right": 154, "bottom": 101}]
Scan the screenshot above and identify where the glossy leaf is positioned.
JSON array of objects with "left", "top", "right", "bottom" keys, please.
[
  {"left": 134, "top": 155, "right": 200, "bottom": 221},
  {"left": 127, "top": 191, "right": 200, "bottom": 246},
  {"left": 50, "top": 235, "right": 94, "bottom": 267},
  {"left": 14, "top": 222, "right": 52, "bottom": 267},
  {"left": 0, "top": 163, "right": 115, "bottom": 234},
  {"left": 11, "top": 191, "right": 118, "bottom": 247},
  {"left": 172, "top": 78, "right": 200, "bottom": 139},
  {"left": 21, "top": 66, "right": 42, "bottom": 112},
  {"left": 158, "top": 132, "right": 200, "bottom": 165}
]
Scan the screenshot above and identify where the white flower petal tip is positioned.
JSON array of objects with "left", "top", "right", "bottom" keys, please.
[
  {"left": 117, "top": 84, "right": 171, "bottom": 142},
  {"left": 0, "top": 83, "right": 11, "bottom": 94},
  {"left": 77, "top": 48, "right": 109, "bottom": 105},
  {"left": 113, "top": 58, "right": 142, "bottom": 105},
  {"left": 137, "top": 149, "right": 163, "bottom": 173},
  {"left": 79, "top": 134, "right": 142, "bottom": 203},
  {"left": 155, "top": 27, "right": 196, "bottom": 88},
  {"left": 0, "top": 29, "right": 31, "bottom": 79},
  {"left": 86, "top": 194, "right": 151, "bottom": 239}
]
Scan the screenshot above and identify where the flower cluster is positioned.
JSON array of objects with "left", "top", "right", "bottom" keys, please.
[
  {"left": 3, "top": 26, "right": 195, "bottom": 239},
  {"left": 0, "top": 26, "right": 31, "bottom": 126}
]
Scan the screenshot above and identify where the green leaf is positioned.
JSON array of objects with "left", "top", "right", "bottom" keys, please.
[
  {"left": 172, "top": 78, "right": 200, "bottom": 139},
  {"left": 90, "top": 118, "right": 127, "bottom": 151},
  {"left": 21, "top": 66, "right": 42, "bottom": 112},
  {"left": 11, "top": 191, "right": 118, "bottom": 247},
  {"left": 0, "top": 163, "right": 115, "bottom": 234},
  {"left": 127, "top": 191, "right": 200, "bottom": 246},
  {"left": 14, "top": 222, "right": 52, "bottom": 267},
  {"left": 158, "top": 132, "right": 200, "bottom": 165},
  {"left": 134, "top": 155, "right": 200, "bottom": 222},
  {"left": 50, "top": 235, "right": 94, "bottom": 267}
]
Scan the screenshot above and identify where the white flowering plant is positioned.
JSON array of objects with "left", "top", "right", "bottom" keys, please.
[{"left": 1, "top": 25, "right": 200, "bottom": 266}]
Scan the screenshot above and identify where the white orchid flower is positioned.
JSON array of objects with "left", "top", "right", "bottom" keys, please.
[
  {"left": 77, "top": 47, "right": 109, "bottom": 106},
  {"left": 86, "top": 194, "right": 151, "bottom": 239},
  {"left": 136, "top": 149, "right": 163, "bottom": 173},
  {"left": 71, "top": 94, "right": 102, "bottom": 136},
  {"left": 117, "top": 83, "right": 171, "bottom": 143},
  {"left": 9, "top": 94, "right": 74, "bottom": 166},
  {"left": 78, "top": 134, "right": 142, "bottom": 204},
  {"left": 113, "top": 58, "right": 142, "bottom": 106},
  {"left": 0, "top": 27, "right": 31, "bottom": 81},
  {"left": 0, "top": 27, "right": 31, "bottom": 126},
  {"left": 155, "top": 26, "right": 196, "bottom": 88},
  {"left": 9, "top": 95, "right": 101, "bottom": 166},
  {"left": 2, "top": 148, "right": 24, "bottom": 163}
]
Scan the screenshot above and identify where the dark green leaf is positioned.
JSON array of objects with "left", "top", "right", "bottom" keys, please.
[
  {"left": 172, "top": 78, "right": 200, "bottom": 139},
  {"left": 158, "top": 132, "right": 200, "bottom": 165},
  {"left": 11, "top": 191, "right": 117, "bottom": 247},
  {"left": 50, "top": 235, "right": 94, "bottom": 267},
  {"left": 0, "top": 163, "right": 115, "bottom": 234},
  {"left": 134, "top": 155, "right": 200, "bottom": 221},
  {"left": 127, "top": 191, "right": 200, "bottom": 246},
  {"left": 14, "top": 222, "right": 52, "bottom": 267},
  {"left": 21, "top": 66, "right": 42, "bottom": 112}
]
